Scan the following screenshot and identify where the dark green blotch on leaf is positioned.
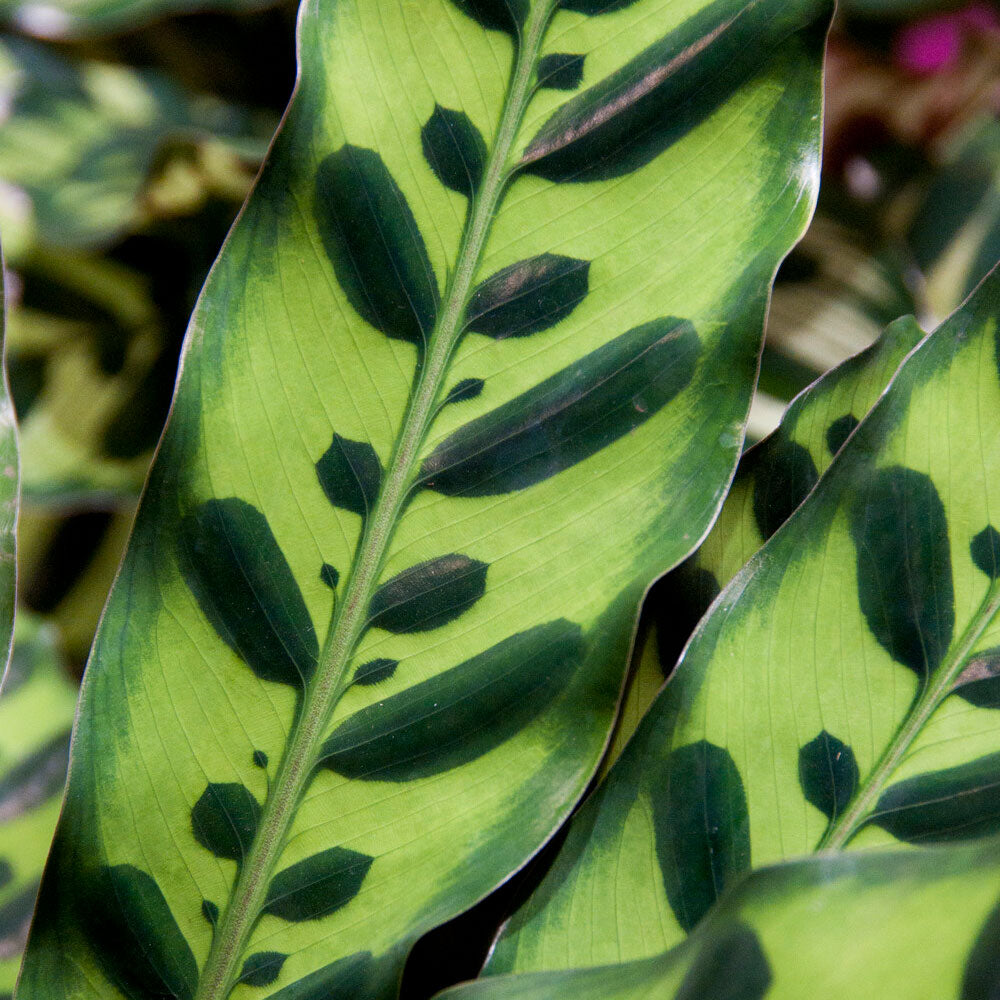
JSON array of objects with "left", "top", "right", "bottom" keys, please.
[
  {"left": 316, "top": 434, "right": 382, "bottom": 520},
  {"left": 421, "top": 105, "right": 487, "bottom": 199},
  {"left": 871, "top": 752, "right": 1000, "bottom": 843},
  {"left": 239, "top": 952, "right": 287, "bottom": 987},
  {"left": 368, "top": 554, "right": 488, "bottom": 633},
  {"left": 675, "top": 922, "right": 772, "bottom": 1000},
  {"left": 825, "top": 414, "right": 859, "bottom": 455},
  {"left": 315, "top": 145, "right": 438, "bottom": 345},
  {"left": 421, "top": 318, "right": 699, "bottom": 496},
  {"left": 252, "top": 749, "right": 269, "bottom": 769},
  {"left": 445, "top": 378, "right": 485, "bottom": 405},
  {"left": 465, "top": 254, "right": 590, "bottom": 340},
  {"left": 177, "top": 498, "right": 318, "bottom": 688},
  {"left": 961, "top": 896, "right": 1000, "bottom": 1000},
  {"left": 448, "top": 0, "right": 527, "bottom": 33},
  {"left": 848, "top": 466, "right": 954, "bottom": 677},
  {"left": 192, "top": 782, "right": 261, "bottom": 863},
  {"left": 263, "top": 847, "right": 374, "bottom": 922},
  {"left": 971, "top": 526, "right": 1000, "bottom": 579},
  {"left": 749, "top": 435, "right": 818, "bottom": 541},
  {"left": 522, "top": 0, "right": 825, "bottom": 182},
  {"left": 798, "top": 730, "right": 859, "bottom": 823},
  {"left": 201, "top": 899, "right": 219, "bottom": 924},
  {"left": 353, "top": 658, "right": 398, "bottom": 686},
  {"left": 537, "top": 53, "right": 585, "bottom": 90},
  {"left": 80, "top": 865, "right": 198, "bottom": 1000},
  {"left": 320, "top": 564, "right": 340, "bottom": 590},
  {"left": 320, "top": 620, "right": 583, "bottom": 781},
  {"left": 652, "top": 740, "right": 750, "bottom": 932},
  {"left": 953, "top": 648, "right": 1000, "bottom": 709}
]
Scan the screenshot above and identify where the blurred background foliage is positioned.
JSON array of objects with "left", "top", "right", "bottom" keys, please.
[
  {"left": 0, "top": 0, "right": 996, "bottom": 680},
  {"left": 0, "top": 1, "right": 995, "bottom": 994}
]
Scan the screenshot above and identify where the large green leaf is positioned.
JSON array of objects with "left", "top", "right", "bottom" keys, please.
[
  {"left": 0, "top": 617, "right": 77, "bottom": 1000},
  {"left": 491, "top": 265, "right": 1000, "bottom": 974},
  {"left": 15, "top": 0, "right": 829, "bottom": 997},
  {"left": 451, "top": 838, "right": 1000, "bottom": 1000}
]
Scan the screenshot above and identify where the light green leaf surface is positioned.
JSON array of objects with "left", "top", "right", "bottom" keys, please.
[
  {"left": 451, "top": 839, "right": 1000, "bottom": 1000},
  {"left": 0, "top": 616, "right": 77, "bottom": 1000},
  {"left": 16, "top": 0, "right": 829, "bottom": 997},
  {"left": 490, "top": 266, "right": 1000, "bottom": 975}
]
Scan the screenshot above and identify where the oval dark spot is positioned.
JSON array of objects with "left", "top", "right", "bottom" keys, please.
[
  {"left": 825, "top": 414, "right": 859, "bottom": 456},
  {"left": 191, "top": 783, "right": 261, "bottom": 863},
  {"left": 320, "top": 563, "right": 340, "bottom": 590},
  {"left": 314, "top": 145, "right": 438, "bottom": 345},
  {"left": 353, "top": 658, "right": 398, "bottom": 686},
  {"left": 971, "top": 526, "right": 1000, "bottom": 579},
  {"left": 848, "top": 466, "right": 954, "bottom": 677},
  {"left": 177, "top": 498, "right": 318, "bottom": 688},
  {"left": 201, "top": 899, "right": 219, "bottom": 925},
  {"left": 445, "top": 378, "right": 485, "bottom": 405},
  {"left": 421, "top": 105, "right": 487, "bottom": 199},
  {"left": 464, "top": 254, "right": 590, "bottom": 340},
  {"left": 252, "top": 750, "right": 269, "bottom": 770},
  {"left": 749, "top": 435, "right": 818, "bottom": 541},
  {"left": 651, "top": 740, "right": 750, "bottom": 932},
  {"left": 798, "top": 730, "right": 859, "bottom": 823},
  {"left": 316, "top": 435, "right": 382, "bottom": 521},
  {"left": 368, "top": 554, "right": 488, "bottom": 634},
  {"left": 263, "top": 847, "right": 373, "bottom": 922},
  {"left": 239, "top": 951, "right": 287, "bottom": 987}
]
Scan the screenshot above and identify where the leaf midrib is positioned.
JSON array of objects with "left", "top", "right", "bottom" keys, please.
[
  {"left": 192, "top": 5, "right": 559, "bottom": 998},
  {"left": 821, "top": 577, "right": 1000, "bottom": 850}
]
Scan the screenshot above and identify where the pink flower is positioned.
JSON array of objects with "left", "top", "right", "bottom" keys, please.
[{"left": 894, "top": 2, "right": 1000, "bottom": 76}]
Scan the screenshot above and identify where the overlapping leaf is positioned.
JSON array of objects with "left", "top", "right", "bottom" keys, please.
[
  {"left": 490, "top": 267, "right": 1000, "bottom": 976},
  {"left": 597, "top": 309, "right": 926, "bottom": 781},
  {"left": 454, "top": 838, "right": 1000, "bottom": 1000},
  {"left": 15, "top": 0, "right": 829, "bottom": 997}
]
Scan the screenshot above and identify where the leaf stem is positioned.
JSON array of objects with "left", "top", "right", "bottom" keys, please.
[
  {"left": 192, "top": 5, "right": 557, "bottom": 998},
  {"left": 821, "top": 579, "right": 1000, "bottom": 851}
]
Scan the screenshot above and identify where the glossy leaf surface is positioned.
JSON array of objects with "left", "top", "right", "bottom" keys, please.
[
  {"left": 491, "top": 268, "right": 1000, "bottom": 975},
  {"left": 16, "top": 0, "right": 828, "bottom": 997}
]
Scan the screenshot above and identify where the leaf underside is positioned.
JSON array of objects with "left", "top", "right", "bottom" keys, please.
[{"left": 15, "top": 1, "right": 828, "bottom": 998}]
